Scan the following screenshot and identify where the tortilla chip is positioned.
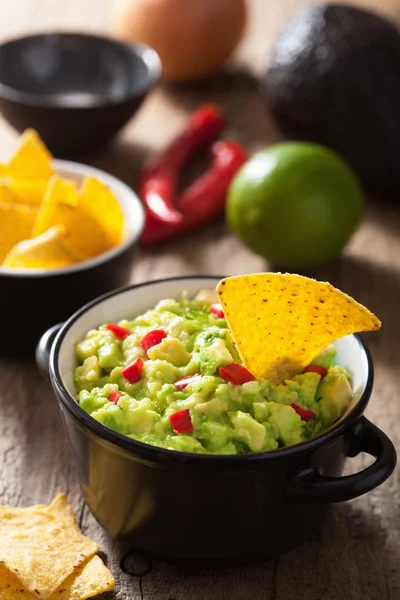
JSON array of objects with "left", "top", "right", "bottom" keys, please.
[
  {"left": 216, "top": 273, "right": 381, "bottom": 383},
  {"left": 47, "top": 493, "right": 79, "bottom": 529},
  {"left": 46, "top": 496, "right": 115, "bottom": 598},
  {"left": 80, "top": 176, "right": 124, "bottom": 245},
  {"left": 0, "top": 507, "right": 98, "bottom": 599},
  {"left": 33, "top": 177, "right": 113, "bottom": 260},
  {"left": 0, "top": 174, "right": 78, "bottom": 208},
  {"left": 49, "top": 204, "right": 113, "bottom": 261},
  {"left": 7, "top": 129, "right": 53, "bottom": 180},
  {"left": 0, "top": 178, "right": 50, "bottom": 207},
  {"left": 0, "top": 495, "right": 114, "bottom": 600},
  {"left": 3, "top": 225, "right": 78, "bottom": 269},
  {"left": 0, "top": 201, "right": 37, "bottom": 263},
  {"left": 0, "top": 184, "right": 22, "bottom": 206},
  {"left": 33, "top": 176, "right": 79, "bottom": 236},
  {"left": 53, "top": 555, "right": 115, "bottom": 600},
  {"left": 0, "top": 555, "right": 115, "bottom": 600}
]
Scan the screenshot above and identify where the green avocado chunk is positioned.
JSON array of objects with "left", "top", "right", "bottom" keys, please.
[
  {"left": 265, "top": 403, "right": 303, "bottom": 446},
  {"left": 318, "top": 366, "right": 353, "bottom": 425},
  {"left": 231, "top": 411, "right": 266, "bottom": 452}
]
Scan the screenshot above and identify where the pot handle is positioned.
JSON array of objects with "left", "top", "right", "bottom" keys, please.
[
  {"left": 285, "top": 416, "right": 397, "bottom": 503},
  {"left": 35, "top": 323, "right": 64, "bottom": 381}
]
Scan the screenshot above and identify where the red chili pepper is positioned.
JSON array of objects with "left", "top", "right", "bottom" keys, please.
[
  {"left": 291, "top": 403, "right": 316, "bottom": 421},
  {"left": 174, "top": 374, "right": 203, "bottom": 391},
  {"left": 177, "top": 141, "right": 248, "bottom": 217},
  {"left": 140, "top": 329, "right": 167, "bottom": 355},
  {"left": 145, "top": 105, "right": 224, "bottom": 173},
  {"left": 141, "top": 171, "right": 182, "bottom": 225},
  {"left": 141, "top": 140, "right": 248, "bottom": 244},
  {"left": 210, "top": 303, "right": 225, "bottom": 319},
  {"left": 141, "top": 105, "right": 224, "bottom": 226},
  {"left": 106, "top": 323, "right": 131, "bottom": 340},
  {"left": 169, "top": 409, "right": 194, "bottom": 434},
  {"left": 304, "top": 364, "right": 328, "bottom": 379},
  {"left": 219, "top": 363, "right": 255, "bottom": 385},
  {"left": 122, "top": 358, "right": 144, "bottom": 383},
  {"left": 108, "top": 390, "right": 122, "bottom": 404}
]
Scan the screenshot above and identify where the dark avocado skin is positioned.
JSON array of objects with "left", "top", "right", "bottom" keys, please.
[{"left": 263, "top": 4, "right": 400, "bottom": 201}]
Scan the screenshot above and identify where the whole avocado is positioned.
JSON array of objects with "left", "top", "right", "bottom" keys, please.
[{"left": 263, "top": 4, "right": 400, "bottom": 201}]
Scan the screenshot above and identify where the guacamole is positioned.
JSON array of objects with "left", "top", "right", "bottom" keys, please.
[{"left": 73, "top": 290, "right": 353, "bottom": 454}]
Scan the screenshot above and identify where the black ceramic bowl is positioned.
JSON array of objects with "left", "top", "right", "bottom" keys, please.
[
  {"left": 1, "top": 160, "right": 144, "bottom": 359},
  {"left": 37, "top": 276, "right": 397, "bottom": 566},
  {"left": 0, "top": 33, "right": 161, "bottom": 156}
]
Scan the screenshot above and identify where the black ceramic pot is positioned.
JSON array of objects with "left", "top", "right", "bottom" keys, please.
[
  {"left": 0, "top": 33, "right": 161, "bottom": 157},
  {"left": 1, "top": 161, "right": 144, "bottom": 358},
  {"left": 37, "top": 277, "right": 397, "bottom": 566}
]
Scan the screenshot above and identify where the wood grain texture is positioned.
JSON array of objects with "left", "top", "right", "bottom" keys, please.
[{"left": 0, "top": 1, "right": 399, "bottom": 599}]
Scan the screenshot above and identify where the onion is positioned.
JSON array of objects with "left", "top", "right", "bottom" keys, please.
[{"left": 110, "top": 0, "right": 247, "bottom": 82}]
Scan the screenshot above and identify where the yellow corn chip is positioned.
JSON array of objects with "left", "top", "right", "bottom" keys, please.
[
  {"left": 7, "top": 129, "right": 53, "bottom": 180},
  {"left": 80, "top": 176, "right": 124, "bottom": 245},
  {"left": 0, "top": 507, "right": 99, "bottom": 599},
  {"left": 33, "top": 177, "right": 113, "bottom": 260},
  {"left": 0, "top": 175, "right": 78, "bottom": 208},
  {"left": 0, "top": 201, "right": 37, "bottom": 263},
  {"left": 0, "top": 556, "right": 115, "bottom": 600},
  {"left": 54, "top": 554, "right": 115, "bottom": 600},
  {"left": 48, "top": 203, "right": 114, "bottom": 261},
  {"left": 47, "top": 493, "right": 78, "bottom": 529},
  {"left": 216, "top": 273, "right": 381, "bottom": 383},
  {"left": 0, "top": 184, "right": 22, "bottom": 206},
  {"left": 0, "top": 495, "right": 114, "bottom": 600},
  {"left": 33, "top": 176, "right": 79, "bottom": 236},
  {"left": 50, "top": 178, "right": 79, "bottom": 207},
  {"left": 46, "top": 496, "right": 115, "bottom": 598},
  {"left": 3, "top": 225, "right": 79, "bottom": 269},
  {"left": 0, "top": 178, "right": 50, "bottom": 207}
]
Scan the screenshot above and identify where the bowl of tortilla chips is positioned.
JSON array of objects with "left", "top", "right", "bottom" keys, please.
[{"left": 0, "top": 129, "right": 144, "bottom": 358}]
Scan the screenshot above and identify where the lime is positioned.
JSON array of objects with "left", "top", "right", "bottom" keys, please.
[{"left": 227, "top": 142, "right": 364, "bottom": 268}]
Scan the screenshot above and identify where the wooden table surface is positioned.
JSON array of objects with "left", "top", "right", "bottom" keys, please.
[{"left": 1, "top": 1, "right": 400, "bottom": 599}]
